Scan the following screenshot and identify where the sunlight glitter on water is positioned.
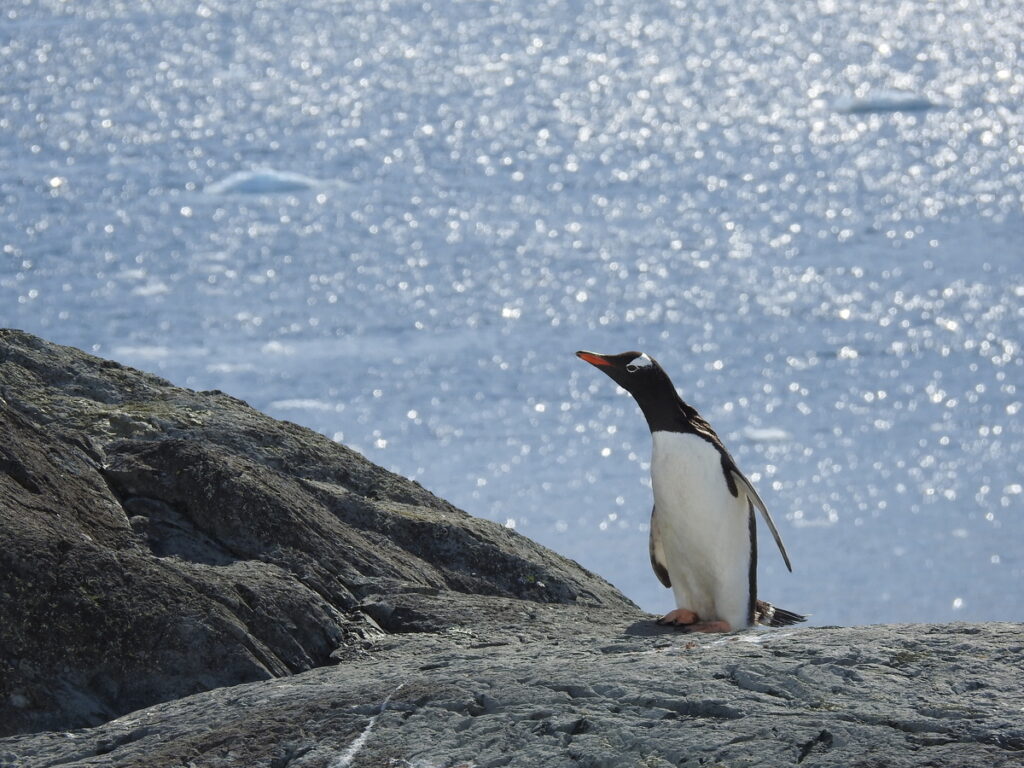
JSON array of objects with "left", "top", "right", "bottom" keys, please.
[{"left": 2, "top": 0, "right": 1022, "bottom": 624}]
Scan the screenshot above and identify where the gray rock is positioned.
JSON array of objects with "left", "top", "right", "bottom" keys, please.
[
  {"left": 2, "top": 330, "right": 1022, "bottom": 767},
  {"left": 0, "top": 329, "right": 634, "bottom": 737},
  {"left": 2, "top": 622, "right": 1022, "bottom": 767}
]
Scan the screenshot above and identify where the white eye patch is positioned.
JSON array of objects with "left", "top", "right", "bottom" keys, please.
[{"left": 625, "top": 353, "right": 653, "bottom": 372}]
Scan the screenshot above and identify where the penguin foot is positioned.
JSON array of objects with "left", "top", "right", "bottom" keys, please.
[
  {"left": 681, "top": 620, "right": 732, "bottom": 633},
  {"left": 656, "top": 608, "right": 698, "bottom": 626}
]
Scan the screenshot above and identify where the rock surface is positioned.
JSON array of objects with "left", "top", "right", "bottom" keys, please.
[
  {"left": 1, "top": 330, "right": 1022, "bottom": 767},
  {"left": 3, "top": 621, "right": 1022, "bottom": 768},
  {"left": 0, "top": 329, "right": 634, "bottom": 738}
]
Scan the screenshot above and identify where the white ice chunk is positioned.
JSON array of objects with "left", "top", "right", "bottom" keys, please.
[
  {"left": 832, "top": 90, "right": 936, "bottom": 114},
  {"left": 110, "top": 345, "right": 170, "bottom": 359},
  {"left": 268, "top": 398, "right": 341, "bottom": 412},
  {"left": 742, "top": 426, "right": 791, "bottom": 442},
  {"left": 205, "top": 168, "right": 329, "bottom": 195}
]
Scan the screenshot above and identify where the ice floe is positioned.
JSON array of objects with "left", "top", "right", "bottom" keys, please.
[
  {"left": 832, "top": 90, "right": 937, "bottom": 114},
  {"left": 205, "top": 168, "right": 337, "bottom": 195},
  {"left": 742, "top": 426, "right": 792, "bottom": 442}
]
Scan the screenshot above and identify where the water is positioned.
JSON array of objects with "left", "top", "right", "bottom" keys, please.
[{"left": 2, "top": 0, "right": 1022, "bottom": 626}]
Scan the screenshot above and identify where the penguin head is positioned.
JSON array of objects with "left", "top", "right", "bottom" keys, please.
[
  {"left": 577, "top": 350, "right": 691, "bottom": 432},
  {"left": 576, "top": 350, "right": 669, "bottom": 397}
]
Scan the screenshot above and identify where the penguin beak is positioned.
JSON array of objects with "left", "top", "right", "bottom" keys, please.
[{"left": 576, "top": 351, "right": 615, "bottom": 368}]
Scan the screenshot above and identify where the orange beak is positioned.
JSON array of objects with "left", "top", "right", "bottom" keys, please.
[{"left": 576, "top": 351, "right": 614, "bottom": 367}]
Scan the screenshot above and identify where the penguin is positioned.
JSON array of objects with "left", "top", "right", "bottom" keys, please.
[{"left": 576, "top": 349, "right": 805, "bottom": 632}]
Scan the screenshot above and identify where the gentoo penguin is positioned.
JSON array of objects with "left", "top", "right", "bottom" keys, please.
[{"left": 577, "top": 350, "right": 805, "bottom": 632}]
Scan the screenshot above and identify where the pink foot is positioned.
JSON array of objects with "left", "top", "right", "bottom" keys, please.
[
  {"left": 683, "top": 620, "right": 732, "bottom": 633},
  {"left": 656, "top": 608, "right": 699, "bottom": 626}
]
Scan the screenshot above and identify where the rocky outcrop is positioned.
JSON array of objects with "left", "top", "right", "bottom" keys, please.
[
  {"left": 1, "top": 331, "right": 1022, "bottom": 768},
  {"left": 0, "top": 329, "right": 635, "bottom": 738},
  {"left": 3, "top": 621, "right": 1022, "bottom": 767}
]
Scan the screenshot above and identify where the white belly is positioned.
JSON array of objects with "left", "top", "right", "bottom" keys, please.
[{"left": 650, "top": 431, "right": 753, "bottom": 628}]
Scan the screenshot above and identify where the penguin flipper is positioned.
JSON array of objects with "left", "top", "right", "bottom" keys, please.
[
  {"left": 649, "top": 506, "right": 672, "bottom": 588},
  {"left": 730, "top": 470, "right": 793, "bottom": 572}
]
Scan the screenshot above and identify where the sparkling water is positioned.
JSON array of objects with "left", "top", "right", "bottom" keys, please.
[{"left": 3, "top": 0, "right": 1022, "bottom": 625}]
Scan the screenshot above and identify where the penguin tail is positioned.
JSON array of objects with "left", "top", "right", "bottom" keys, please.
[{"left": 755, "top": 600, "right": 807, "bottom": 628}]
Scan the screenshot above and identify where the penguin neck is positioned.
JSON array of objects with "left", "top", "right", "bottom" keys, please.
[{"left": 633, "top": 388, "right": 703, "bottom": 435}]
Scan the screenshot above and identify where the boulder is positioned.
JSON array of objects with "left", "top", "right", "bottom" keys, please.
[{"left": 0, "top": 329, "right": 635, "bottom": 737}]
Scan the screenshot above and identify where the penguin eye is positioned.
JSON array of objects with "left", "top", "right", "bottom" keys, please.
[{"left": 625, "top": 354, "right": 653, "bottom": 373}]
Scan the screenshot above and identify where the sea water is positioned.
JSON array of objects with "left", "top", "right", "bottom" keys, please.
[{"left": 2, "top": 0, "right": 1021, "bottom": 625}]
